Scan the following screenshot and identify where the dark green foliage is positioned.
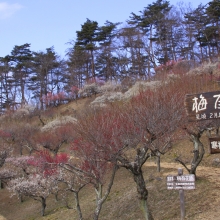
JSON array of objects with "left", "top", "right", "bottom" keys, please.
[{"left": 0, "top": 1, "right": 220, "bottom": 113}]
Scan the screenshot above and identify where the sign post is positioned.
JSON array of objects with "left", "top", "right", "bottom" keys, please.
[
  {"left": 178, "top": 168, "right": 185, "bottom": 220},
  {"left": 167, "top": 168, "right": 195, "bottom": 220}
]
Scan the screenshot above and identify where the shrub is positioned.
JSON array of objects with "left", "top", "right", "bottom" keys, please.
[
  {"left": 41, "top": 116, "right": 77, "bottom": 132},
  {"left": 123, "top": 80, "right": 161, "bottom": 99},
  {"left": 90, "top": 92, "right": 124, "bottom": 107},
  {"left": 98, "top": 80, "right": 122, "bottom": 93},
  {"left": 13, "top": 104, "right": 36, "bottom": 118}
]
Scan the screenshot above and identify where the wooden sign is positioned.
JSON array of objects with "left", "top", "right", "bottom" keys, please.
[
  {"left": 209, "top": 137, "right": 220, "bottom": 154},
  {"left": 167, "top": 168, "right": 194, "bottom": 220},
  {"left": 167, "top": 174, "right": 195, "bottom": 190},
  {"left": 185, "top": 91, "right": 220, "bottom": 121}
]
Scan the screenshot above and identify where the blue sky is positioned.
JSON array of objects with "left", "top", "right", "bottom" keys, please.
[{"left": 0, "top": 0, "right": 211, "bottom": 58}]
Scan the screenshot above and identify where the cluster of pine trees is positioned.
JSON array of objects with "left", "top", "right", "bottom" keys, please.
[{"left": 0, "top": 0, "right": 219, "bottom": 112}]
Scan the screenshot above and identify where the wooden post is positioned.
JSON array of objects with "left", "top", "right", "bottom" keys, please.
[
  {"left": 167, "top": 170, "right": 195, "bottom": 219},
  {"left": 178, "top": 168, "right": 185, "bottom": 220}
]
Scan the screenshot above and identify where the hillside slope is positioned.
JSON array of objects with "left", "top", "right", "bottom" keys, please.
[
  {"left": 1, "top": 61, "right": 220, "bottom": 220},
  {"left": 1, "top": 159, "right": 220, "bottom": 220}
]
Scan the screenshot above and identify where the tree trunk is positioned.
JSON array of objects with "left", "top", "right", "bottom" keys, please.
[
  {"left": 41, "top": 197, "right": 46, "bottom": 216},
  {"left": 156, "top": 152, "right": 161, "bottom": 172},
  {"left": 0, "top": 180, "right": 2, "bottom": 189},
  {"left": 190, "top": 134, "right": 205, "bottom": 177},
  {"left": 94, "top": 183, "right": 103, "bottom": 220},
  {"left": 93, "top": 165, "right": 118, "bottom": 220},
  {"left": 55, "top": 191, "right": 59, "bottom": 201},
  {"left": 133, "top": 170, "right": 154, "bottom": 220},
  {"left": 94, "top": 201, "right": 102, "bottom": 220},
  {"left": 74, "top": 191, "right": 83, "bottom": 220},
  {"left": 19, "top": 194, "right": 24, "bottom": 203},
  {"left": 91, "top": 50, "right": 95, "bottom": 79}
]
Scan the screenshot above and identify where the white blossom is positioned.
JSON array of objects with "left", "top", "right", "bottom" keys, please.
[
  {"left": 8, "top": 174, "right": 58, "bottom": 199},
  {"left": 98, "top": 80, "right": 121, "bottom": 93},
  {"left": 41, "top": 116, "right": 77, "bottom": 132},
  {"left": 123, "top": 81, "right": 161, "bottom": 99}
]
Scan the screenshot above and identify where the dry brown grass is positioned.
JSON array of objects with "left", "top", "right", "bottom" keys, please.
[{"left": 1, "top": 158, "right": 220, "bottom": 220}]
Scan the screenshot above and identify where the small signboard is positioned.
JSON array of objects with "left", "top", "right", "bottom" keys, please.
[
  {"left": 167, "top": 174, "right": 195, "bottom": 190},
  {"left": 209, "top": 137, "right": 220, "bottom": 154},
  {"left": 185, "top": 91, "right": 220, "bottom": 121},
  {"left": 167, "top": 168, "right": 194, "bottom": 219}
]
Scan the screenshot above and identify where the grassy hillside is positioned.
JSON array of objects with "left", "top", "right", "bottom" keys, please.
[{"left": 1, "top": 61, "right": 220, "bottom": 220}]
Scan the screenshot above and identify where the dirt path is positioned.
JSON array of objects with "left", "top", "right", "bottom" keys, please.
[{"left": 147, "top": 161, "right": 220, "bottom": 182}]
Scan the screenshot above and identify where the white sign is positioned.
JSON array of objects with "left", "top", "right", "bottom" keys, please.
[{"left": 167, "top": 174, "right": 195, "bottom": 190}]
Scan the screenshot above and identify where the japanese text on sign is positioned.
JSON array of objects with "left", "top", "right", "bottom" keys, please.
[
  {"left": 211, "top": 141, "right": 220, "bottom": 149},
  {"left": 209, "top": 138, "right": 220, "bottom": 154},
  {"left": 167, "top": 175, "right": 195, "bottom": 182},
  {"left": 166, "top": 174, "right": 195, "bottom": 190},
  {"left": 185, "top": 91, "right": 220, "bottom": 121}
]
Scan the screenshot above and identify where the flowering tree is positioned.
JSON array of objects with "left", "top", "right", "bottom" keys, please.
[
  {"left": 11, "top": 124, "right": 38, "bottom": 155},
  {"left": 169, "top": 74, "right": 217, "bottom": 177},
  {"left": 0, "top": 155, "right": 18, "bottom": 189},
  {"left": 0, "top": 121, "right": 38, "bottom": 156},
  {"left": 0, "top": 130, "right": 14, "bottom": 188},
  {"left": 78, "top": 77, "right": 105, "bottom": 97},
  {"left": 8, "top": 174, "right": 58, "bottom": 216},
  {"left": 0, "top": 150, "right": 7, "bottom": 168},
  {"left": 3, "top": 156, "right": 36, "bottom": 202},
  {"left": 56, "top": 165, "right": 90, "bottom": 219},
  {"left": 33, "top": 123, "right": 75, "bottom": 155},
  {"left": 41, "top": 91, "right": 66, "bottom": 108},
  {"left": 70, "top": 86, "right": 79, "bottom": 100},
  {"left": 6, "top": 156, "right": 34, "bottom": 176},
  {"left": 176, "top": 121, "right": 213, "bottom": 177},
  {"left": 62, "top": 121, "right": 119, "bottom": 220},
  {"left": 72, "top": 105, "right": 150, "bottom": 219},
  {"left": 27, "top": 149, "right": 92, "bottom": 219},
  {"left": 7, "top": 151, "right": 68, "bottom": 216},
  {"left": 118, "top": 83, "right": 187, "bottom": 220},
  {"left": 73, "top": 75, "right": 206, "bottom": 220}
]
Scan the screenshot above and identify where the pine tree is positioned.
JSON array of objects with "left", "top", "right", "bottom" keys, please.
[
  {"left": 9, "top": 43, "right": 33, "bottom": 106},
  {"left": 75, "top": 19, "right": 99, "bottom": 79}
]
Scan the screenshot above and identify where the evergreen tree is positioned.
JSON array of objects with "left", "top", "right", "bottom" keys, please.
[
  {"left": 184, "top": 4, "right": 210, "bottom": 62},
  {"left": 129, "top": 0, "right": 172, "bottom": 65},
  {"left": 9, "top": 43, "right": 33, "bottom": 106},
  {"left": 95, "top": 21, "right": 120, "bottom": 80},
  {"left": 206, "top": 0, "right": 220, "bottom": 58},
  {"left": 66, "top": 45, "right": 90, "bottom": 88},
  {"left": 75, "top": 19, "right": 99, "bottom": 79},
  {"left": 29, "top": 47, "right": 61, "bottom": 109},
  {"left": 0, "top": 56, "right": 15, "bottom": 111}
]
